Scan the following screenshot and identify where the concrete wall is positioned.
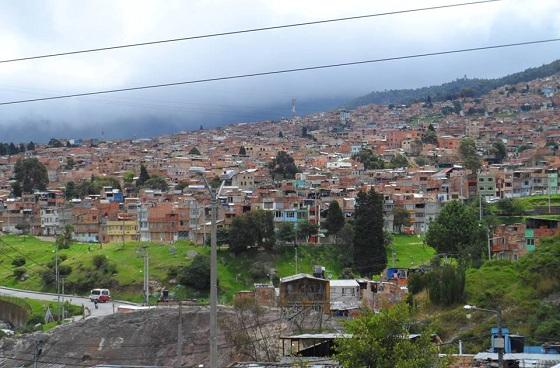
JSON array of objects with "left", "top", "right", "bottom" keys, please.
[{"left": 0, "top": 299, "right": 30, "bottom": 328}]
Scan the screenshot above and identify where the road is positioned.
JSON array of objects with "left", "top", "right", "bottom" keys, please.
[{"left": 0, "top": 286, "right": 132, "bottom": 319}]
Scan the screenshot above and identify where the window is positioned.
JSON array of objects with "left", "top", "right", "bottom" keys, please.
[{"left": 286, "top": 212, "right": 295, "bottom": 218}]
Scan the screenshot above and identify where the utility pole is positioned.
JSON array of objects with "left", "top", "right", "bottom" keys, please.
[
  {"left": 143, "top": 245, "right": 149, "bottom": 305},
  {"left": 55, "top": 241, "right": 60, "bottom": 321},
  {"left": 295, "top": 245, "right": 298, "bottom": 274},
  {"left": 176, "top": 301, "right": 183, "bottom": 368},
  {"left": 33, "top": 339, "right": 43, "bottom": 368},
  {"left": 209, "top": 193, "right": 218, "bottom": 368},
  {"left": 61, "top": 278, "right": 65, "bottom": 320},
  {"left": 496, "top": 308, "right": 504, "bottom": 368}
]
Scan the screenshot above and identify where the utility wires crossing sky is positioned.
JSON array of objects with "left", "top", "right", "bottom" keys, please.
[
  {"left": 0, "top": 0, "right": 501, "bottom": 64},
  {"left": 0, "top": 37, "right": 558, "bottom": 106}
]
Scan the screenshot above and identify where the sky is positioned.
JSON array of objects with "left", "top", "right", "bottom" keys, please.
[{"left": 0, "top": 0, "right": 559, "bottom": 141}]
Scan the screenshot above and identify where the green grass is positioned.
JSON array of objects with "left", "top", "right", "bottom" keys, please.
[
  {"left": 0, "top": 234, "right": 436, "bottom": 303},
  {"left": 517, "top": 194, "right": 560, "bottom": 209},
  {"left": 389, "top": 235, "right": 436, "bottom": 268}
]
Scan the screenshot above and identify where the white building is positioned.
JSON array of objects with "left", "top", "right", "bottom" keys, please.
[
  {"left": 40, "top": 207, "right": 59, "bottom": 236},
  {"left": 329, "top": 279, "right": 360, "bottom": 314}
]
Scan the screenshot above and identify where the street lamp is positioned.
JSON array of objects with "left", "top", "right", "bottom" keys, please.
[
  {"left": 190, "top": 167, "right": 235, "bottom": 368},
  {"left": 464, "top": 305, "right": 504, "bottom": 368}
]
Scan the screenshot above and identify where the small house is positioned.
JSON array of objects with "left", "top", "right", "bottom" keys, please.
[{"left": 279, "top": 274, "right": 330, "bottom": 313}]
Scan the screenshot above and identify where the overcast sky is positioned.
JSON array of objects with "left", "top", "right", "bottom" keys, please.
[{"left": 0, "top": 0, "right": 559, "bottom": 141}]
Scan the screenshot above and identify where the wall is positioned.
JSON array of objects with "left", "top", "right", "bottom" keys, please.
[{"left": 0, "top": 298, "right": 30, "bottom": 328}]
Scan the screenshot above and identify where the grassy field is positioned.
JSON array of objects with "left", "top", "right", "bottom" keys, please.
[
  {"left": 0, "top": 234, "right": 435, "bottom": 303},
  {"left": 517, "top": 194, "right": 560, "bottom": 209}
]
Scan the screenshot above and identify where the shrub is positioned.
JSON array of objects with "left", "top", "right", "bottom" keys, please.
[
  {"left": 58, "top": 264, "right": 72, "bottom": 277},
  {"left": 13, "top": 267, "right": 26, "bottom": 280},
  {"left": 178, "top": 254, "right": 210, "bottom": 291},
  {"left": 92, "top": 255, "right": 108, "bottom": 269},
  {"left": 11, "top": 256, "right": 25, "bottom": 267}
]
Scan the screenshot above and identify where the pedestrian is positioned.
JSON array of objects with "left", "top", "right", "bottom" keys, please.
[{"left": 93, "top": 299, "right": 98, "bottom": 309}]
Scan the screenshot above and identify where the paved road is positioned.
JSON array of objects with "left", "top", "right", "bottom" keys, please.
[{"left": 0, "top": 287, "right": 132, "bottom": 319}]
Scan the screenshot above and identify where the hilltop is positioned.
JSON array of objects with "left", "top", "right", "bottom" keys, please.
[{"left": 348, "top": 59, "right": 560, "bottom": 107}]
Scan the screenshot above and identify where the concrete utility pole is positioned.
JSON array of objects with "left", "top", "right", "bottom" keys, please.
[
  {"left": 464, "top": 305, "right": 504, "bottom": 368},
  {"left": 190, "top": 167, "right": 237, "bottom": 368},
  {"left": 143, "top": 245, "right": 149, "bottom": 305},
  {"left": 176, "top": 301, "right": 183, "bottom": 367},
  {"left": 55, "top": 241, "right": 61, "bottom": 321}
]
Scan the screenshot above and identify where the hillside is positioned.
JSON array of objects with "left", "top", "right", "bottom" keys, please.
[
  {"left": 0, "top": 234, "right": 434, "bottom": 303},
  {"left": 348, "top": 59, "right": 560, "bottom": 107}
]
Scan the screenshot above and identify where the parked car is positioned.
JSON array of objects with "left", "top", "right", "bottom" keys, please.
[{"left": 89, "top": 288, "right": 111, "bottom": 303}]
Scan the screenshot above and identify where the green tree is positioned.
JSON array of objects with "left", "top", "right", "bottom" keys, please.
[
  {"left": 415, "top": 156, "right": 429, "bottom": 166},
  {"left": 337, "top": 222, "right": 355, "bottom": 267},
  {"left": 459, "top": 138, "right": 481, "bottom": 175},
  {"left": 48, "top": 138, "right": 63, "bottom": 148},
  {"left": 178, "top": 254, "right": 210, "bottom": 291},
  {"left": 189, "top": 147, "right": 201, "bottom": 155},
  {"left": 14, "top": 158, "right": 49, "bottom": 193},
  {"left": 426, "top": 263, "right": 466, "bottom": 306},
  {"left": 136, "top": 164, "right": 150, "bottom": 186},
  {"left": 11, "top": 181, "right": 22, "bottom": 197},
  {"left": 353, "top": 189, "right": 386, "bottom": 276},
  {"left": 353, "top": 148, "right": 385, "bottom": 170},
  {"left": 297, "top": 221, "right": 318, "bottom": 242},
  {"left": 56, "top": 225, "right": 74, "bottom": 250},
  {"left": 390, "top": 154, "right": 409, "bottom": 169},
  {"left": 26, "top": 141, "right": 35, "bottom": 151},
  {"left": 495, "top": 198, "right": 525, "bottom": 216},
  {"left": 268, "top": 151, "right": 299, "bottom": 180},
  {"left": 325, "top": 200, "right": 345, "bottom": 237},
  {"left": 278, "top": 131, "right": 284, "bottom": 138},
  {"left": 335, "top": 304, "right": 448, "bottom": 368},
  {"left": 229, "top": 215, "right": 255, "bottom": 254},
  {"left": 65, "top": 181, "right": 77, "bottom": 199},
  {"left": 251, "top": 210, "right": 276, "bottom": 250},
  {"left": 18, "top": 143, "right": 26, "bottom": 153},
  {"left": 123, "top": 171, "right": 135, "bottom": 184},
  {"left": 520, "top": 236, "right": 560, "bottom": 296},
  {"left": 238, "top": 146, "right": 247, "bottom": 156},
  {"left": 277, "top": 222, "right": 296, "bottom": 245},
  {"left": 143, "top": 176, "right": 169, "bottom": 191},
  {"left": 65, "top": 157, "right": 75, "bottom": 170},
  {"left": 491, "top": 140, "right": 507, "bottom": 163},
  {"left": 8, "top": 142, "right": 18, "bottom": 155},
  {"left": 425, "top": 200, "right": 485, "bottom": 264},
  {"left": 392, "top": 206, "right": 411, "bottom": 233}
]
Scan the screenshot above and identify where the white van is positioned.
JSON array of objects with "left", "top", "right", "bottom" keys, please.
[{"left": 89, "top": 288, "right": 111, "bottom": 303}]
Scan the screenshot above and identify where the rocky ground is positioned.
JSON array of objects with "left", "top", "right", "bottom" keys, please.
[{"left": 0, "top": 305, "right": 294, "bottom": 367}]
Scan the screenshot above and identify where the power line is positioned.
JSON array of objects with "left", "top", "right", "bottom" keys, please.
[
  {"left": 0, "top": 0, "right": 501, "bottom": 64},
  {"left": 1, "top": 37, "right": 558, "bottom": 107}
]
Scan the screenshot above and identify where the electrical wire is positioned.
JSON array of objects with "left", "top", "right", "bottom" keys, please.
[
  {"left": 1, "top": 37, "right": 558, "bottom": 107},
  {"left": 0, "top": 0, "right": 502, "bottom": 64}
]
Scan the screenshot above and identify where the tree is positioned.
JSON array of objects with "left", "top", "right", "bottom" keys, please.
[
  {"left": 251, "top": 210, "right": 276, "bottom": 250},
  {"left": 8, "top": 142, "right": 18, "bottom": 155},
  {"left": 189, "top": 147, "right": 201, "bottom": 155},
  {"left": 491, "top": 140, "right": 507, "bottom": 163},
  {"left": 390, "top": 154, "right": 409, "bottom": 169},
  {"left": 123, "top": 171, "right": 135, "bottom": 184},
  {"left": 18, "top": 143, "right": 26, "bottom": 153},
  {"left": 325, "top": 201, "right": 345, "bottom": 237},
  {"left": 277, "top": 222, "right": 296, "bottom": 245},
  {"left": 56, "top": 225, "right": 73, "bottom": 249},
  {"left": 143, "top": 176, "right": 169, "bottom": 191},
  {"left": 353, "top": 148, "right": 385, "bottom": 170},
  {"left": 425, "top": 200, "right": 485, "bottom": 264},
  {"left": 268, "top": 151, "right": 299, "bottom": 180},
  {"left": 48, "top": 138, "right": 63, "bottom": 148},
  {"left": 229, "top": 215, "right": 255, "bottom": 254},
  {"left": 337, "top": 222, "right": 355, "bottom": 268},
  {"left": 335, "top": 304, "right": 448, "bottom": 368},
  {"left": 459, "top": 138, "right": 481, "bottom": 175},
  {"left": 65, "top": 157, "right": 75, "bottom": 170},
  {"left": 178, "top": 254, "right": 210, "bottom": 291},
  {"left": 238, "top": 146, "right": 247, "bottom": 156},
  {"left": 425, "top": 263, "right": 466, "bottom": 306},
  {"left": 137, "top": 164, "right": 150, "bottom": 186},
  {"left": 14, "top": 158, "right": 49, "bottom": 193},
  {"left": 495, "top": 198, "right": 525, "bottom": 216},
  {"left": 65, "top": 181, "right": 77, "bottom": 199},
  {"left": 353, "top": 189, "right": 386, "bottom": 276},
  {"left": 422, "top": 124, "right": 438, "bottom": 145},
  {"left": 393, "top": 206, "right": 411, "bottom": 233},
  {"left": 415, "top": 156, "right": 428, "bottom": 167},
  {"left": 11, "top": 181, "right": 22, "bottom": 197},
  {"left": 278, "top": 131, "right": 284, "bottom": 138},
  {"left": 26, "top": 141, "right": 35, "bottom": 151},
  {"left": 297, "top": 221, "right": 318, "bottom": 243}
]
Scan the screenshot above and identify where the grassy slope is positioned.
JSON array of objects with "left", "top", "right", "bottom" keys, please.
[{"left": 0, "top": 234, "right": 435, "bottom": 303}]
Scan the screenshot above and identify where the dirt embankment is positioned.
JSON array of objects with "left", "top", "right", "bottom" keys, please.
[{"left": 0, "top": 305, "right": 291, "bottom": 367}]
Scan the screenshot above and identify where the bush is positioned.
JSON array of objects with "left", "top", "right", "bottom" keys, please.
[
  {"left": 92, "top": 255, "right": 109, "bottom": 269},
  {"left": 178, "top": 254, "right": 210, "bottom": 291},
  {"left": 13, "top": 267, "right": 26, "bottom": 280},
  {"left": 426, "top": 263, "right": 466, "bottom": 306},
  {"left": 11, "top": 256, "right": 26, "bottom": 267},
  {"left": 58, "top": 264, "right": 72, "bottom": 277}
]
